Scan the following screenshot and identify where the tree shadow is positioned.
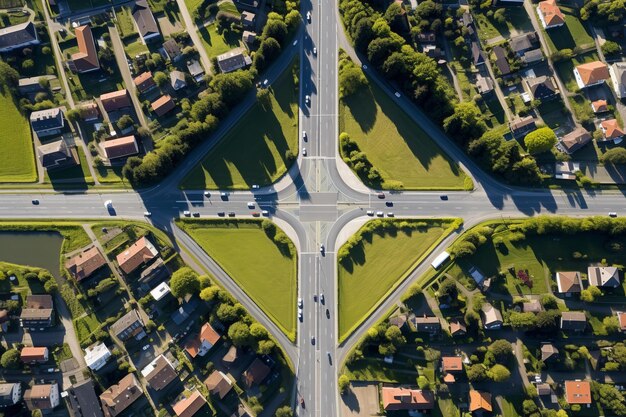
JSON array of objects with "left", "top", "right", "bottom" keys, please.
[{"left": 342, "top": 85, "right": 378, "bottom": 134}]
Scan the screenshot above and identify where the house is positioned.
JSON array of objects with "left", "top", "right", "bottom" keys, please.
[
  {"left": 100, "top": 374, "right": 143, "bottom": 417},
  {"left": 205, "top": 370, "right": 233, "bottom": 399},
  {"left": 449, "top": 318, "right": 466, "bottom": 337},
  {"left": 110, "top": 309, "right": 146, "bottom": 341},
  {"left": 172, "top": 390, "right": 207, "bottom": 417},
  {"left": 537, "top": 0, "right": 564, "bottom": 29},
  {"left": 37, "top": 140, "right": 76, "bottom": 170},
  {"left": 134, "top": 71, "right": 156, "bottom": 93},
  {"left": 481, "top": 303, "right": 503, "bottom": 330},
  {"left": 187, "top": 60, "right": 204, "bottom": 82},
  {"left": 509, "top": 116, "right": 537, "bottom": 139},
  {"left": 561, "top": 311, "right": 587, "bottom": 332},
  {"left": 150, "top": 281, "right": 171, "bottom": 302},
  {"left": 141, "top": 354, "right": 178, "bottom": 391},
  {"left": 558, "top": 128, "right": 592, "bottom": 154},
  {"left": 30, "top": 107, "right": 64, "bottom": 137},
  {"left": 132, "top": 0, "right": 160, "bottom": 43},
  {"left": 65, "top": 246, "right": 107, "bottom": 281},
  {"left": 492, "top": 46, "right": 511, "bottom": 75},
  {"left": 600, "top": 119, "right": 624, "bottom": 142},
  {"left": 241, "top": 11, "right": 256, "bottom": 29},
  {"left": 163, "top": 39, "right": 182, "bottom": 62},
  {"left": 556, "top": 271, "right": 583, "bottom": 295},
  {"left": 381, "top": 387, "right": 434, "bottom": 411},
  {"left": 185, "top": 322, "right": 220, "bottom": 358},
  {"left": 20, "top": 347, "right": 49, "bottom": 363},
  {"left": 522, "top": 49, "right": 544, "bottom": 65},
  {"left": 24, "top": 383, "right": 59, "bottom": 411},
  {"left": 70, "top": 25, "right": 100, "bottom": 73},
  {"left": 471, "top": 42, "right": 485, "bottom": 66},
  {"left": 242, "top": 358, "right": 271, "bottom": 387},
  {"left": 66, "top": 379, "right": 104, "bottom": 417},
  {"left": 222, "top": 346, "right": 239, "bottom": 367},
  {"left": 0, "top": 22, "right": 39, "bottom": 53},
  {"left": 476, "top": 74, "right": 494, "bottom": 94},
  {"left": 242, "top": 30, "right": 257, "bottom": 50},
  {"left": 413, "top": 316, "right": 441, "bottom": 334},
  {"left": 591, "top": 99, "right": 608, "bottom": 113},
  {"left": 417, "top": 31, "right": 436, "bottom": 44},
  {"left": 617, "top": 311, "right": 626, "bottom": 332},
  {"left": 116, "top": 236, "right": 158, "bottom": 274},
  {"left": 139, "top": 257, "right": 168, "bottom": 286},
  {"left": 469, "top": 390, "right": 492, "bottom": 414},
  {"left": 587, "top": 266, "right": 620, "bottom": 288},
  {"left": 510, "top": 33, "right": 536, "bottom": 57},
  {"left": 564, "top": 380, "right": 592, "bottom": 405},
  {"left": 18, "top": 75, "right": 57, "bottom": 95},
  {"left": 101, "top": 136, "right": 139, "bottom": 160},
  {"left": 523, "top": 299, "right": 543, "bottom": 313},
  {"left": 217, "top": 50, "right": 252, "bottom": 73},
  {"left": 526, "top": 76, "right": 558, "bottom": 100},
  {"left": 172, "top": 298, "right": 199, "bottom": 325},
  {"left": 441, "top": 356, "right": 463, "bottom": 382},
  {"left": 151, "top": 95, "right": 176, "bottom": 117},
  {"left": 170, "top": 70, "right": 187, "bottom": 90},
  {"left": 80, "top": 102, "right": 100, "bottom": 121},
  {"left": 536, "top": 383, "right": 553, "bottom": 398},
  {"left": 20, "top": 294, "right": 53, "bottom": 329},
  {"left": 541, "top": 343, "right": 559, "bottom": 362},
  {"left": 0, "top": 383, "right": 22, "bottom": 407},
  {"left": 573, "top": 61, "right": 609, "bottom": 89},
  {"left": 609, "top": 62, "right": 626, "bottom": 99},
  {"left": 388, "top": 314, "right": 408, "bottom": 330},
  {"left": 554, "top": 161, "right": 580, "bottom": 180},
  {"left": 84, "top": 343, "right": 111, "bottom": 371},
  {"left": 100, "top": 90, "right": 131, "bottom": 112}
]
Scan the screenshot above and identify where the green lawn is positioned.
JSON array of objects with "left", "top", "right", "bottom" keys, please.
[
  {"left": 474, "top": 7, "right": 533, "bottom": 43},
  {"left": 338, "top": 219, "right": 455, "bottom": 341},
  {"left": 177, "top": 219, "right": 297, "bottom": 340},
  {"left": 124, "top": 34, "right": 150, "bottom": 57},
  {"left": 542, "top": 6, "right": 594, "bottom": 53},
  {"left": 184, "top": 0, "right": 204, "bottom": 16},
  {"left": 499, "top": 396, "right": 524, "bottom": 417},
  {"left": 181, "top": 59, "right": 299, "bottom": 189},
  {"left": 116, "top": 7, "right": 137, "bottom": 38},
  {"left": 555, "top": 52, "right": 600, "bottom": 93},
  {"left": 339, "top": 79, "right": 469, "bottom": 190},
  {"left": 44, "top": 146, "right": 94, "bottom": 185},
  {"left": 0, "top": 90, "right": 37, "bottom": 183},
  {"left": 537, "top": 98, "right": 569, "bottom": 129},
  {"left": 198, "top": 24, "right": 241, "bottom": 58}
]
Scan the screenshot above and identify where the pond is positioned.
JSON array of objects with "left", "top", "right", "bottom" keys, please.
[{"left": 0, "top": 232, "right": 64, "bottom": 277}]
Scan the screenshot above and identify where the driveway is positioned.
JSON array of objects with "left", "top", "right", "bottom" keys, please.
[{"left": 340, "top": 382, "right": 380, "bottom": 417}]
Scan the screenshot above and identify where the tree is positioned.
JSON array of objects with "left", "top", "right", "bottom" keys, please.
[
  {"left": 1, "top": 349, "right": 20, "bottom": 369},
  {"left": 116, "top": 114, "right": 134, "bottom": 131},
  {"left": 169, "top": 267, "right": 200, "bottom": 298},
  {"left": 385, "top": 325, "right": 406, "bottom": 346},
  {"left": 339, "top": 65, "right": 367, "bottom": 97},
  {"left": 601, "top": 40, "right": 621, "bottom": 56},
  {"left": 604, "top": 315, "right": 620, "bottom": 334},
  {"left": 338, "top": 374, "right": 350, "bottom": 394},
  {"left": 466, "top": 364, "right": 487, "bottom": 381},
  {"left": 250, "top": 323, "right": 269, "bottom": 340},
  {"left": 536, "top": 310, "right": 560, "bottom": 332},
  {"left": 488, "top": 339, "right": 512, "bottom": 362},
  {"left": 509, "top": 311, "right": 537, "bottom": 330},
  {"left": 601, "top": 147, "right": 626, "bottom": 165},
  {"left": 154, "top": 71, "right": 168, "bottom": 87},
  {"left": 438, "top": 278, "right": 458, "bottom": 300},
  {"left": 262, "top": 19, "right": 288, "bottom": 45},
  {"left": 524, "top": 127, "right": 557, "bottom": 154},
  {"left": 275, "top": 406, "right": 293, "bottom": 417},
  {"left": 31, "top": 410, "right": 42, "bottom": 417},
  {"left": 284, "top": 9, "right": 301, "bottom": 32},
  {"left": 257, "top": 88, "right": 272, "bottom": 109},
  {"left": 488, "top": 364, "right": 511, "bottom": 381},
  {"left": 443, "top": 102, "right": 487, "bottom": 145},
  {"left": 417, "top": 375, "right": 430, "bottom": 389},
  {"left": 580, "top": 285, "right": 601, "bottom": 302},
  {"left": 228, "top": 321, "right": 252, "bottom": 347}
]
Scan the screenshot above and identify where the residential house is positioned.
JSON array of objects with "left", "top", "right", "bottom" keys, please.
[
  {"left": 172, "top": 390, "right": 207, "bottom": 417},
  {"left": 541, "top": 343, "right": 559, "bottom": 362},
  {"left": 100, "top": 90, "right": 131, "bottom": 112},
  {"left": 151, "top": 95, "right": 176, "bottom": 117},
  {"left": 242, "top": 358, "right": 270, "bottom": 388},
  {"left": 510, "top": 33, "right": 536, "bottom": 57},
  {"left": 617, "top": 311, "right": 626, "bottom": 332},
  {"left": 481, "top": 303, "right": 503, "bottom": 330},
  {"left": 556, "top": 271, "right": 582, "bottom": 295},
  {"left": 599, "top": 119, "right": 624, "bottom": 142},
  {"left": 217, "top": 50, "right": 252, "bottom": 73},
  {"left": 65, "top": 246, "right": 107, "bottom": 281},
  {"left": 80, "top": 102, "right": 100, "bottom": 121},
  {"left": 84, "top": 343, "right": 111, "bottom": 371},
  {"left": 536, "top": 383, "right": 554, "bottom": 399},
  {"left": 526, "top": 75, "right": 558, "bottom": 100},
  {"left": 241, "top": 11, "right": 256, "bottom": 29},
  {"left": 591, "top": 99, "right": 608, "bottom": 113},
  {"left": 469, "top": 390, "right": 492, "bottom": 414},
  {"left": 609, "top": 62, "right": 626, "bottom": 99},
  {"left": 30, "top": 107, "right": 64, "bottom": 137},
  {"left": 587, "top": 266, "right": 620, "bottom": 288},
  {"left": 170, "top": 70, "right": 187, "bottom": 90},
  {"left": 537, "top": 0, "right": 564, "bottom": 29},
  {"left": 554, "top": 161, "right": 580, "bottom": 180},
  {"left": 141, "top": 354, "right": 177, "bottom": 391},
  {"left": 417, "top": 31, "right": 436, "bottom": 44},
  {"left": 476, "top": 74, "right": 494, "bottom": 94},
  {"left": 509, "top": 116, "right": 536, "bottom": 139},
  {"left": 492, "top": 45, "right": 511, "bottom": 76},
  {"left": 242, "top": 30, "right": 257, "bottom": 50},
  {"left": 116, "top": 236, "right": 158, "bottom": 274},
  {"left": 172, "top": 298, "right": 199, "bottom": 326},
  {"left": 150, "top": 282, "right": 171, "bottom": 303},
  {"left": 18, "top": 75, "right": 56, "bottom": 95},
  {"left": 564, "top": 380, "right": 591, "bottom": 405},
  {"left": 37, "top": 140, "right": 76, "bottom": 170},
  {"left": 449, "top": 318, "right": 466, "bottom": 337},
  {"left": 0, "top": 22, "right": 39, "bottom": 53},
  {"left": 205, "top": 370, "right": 233, "bottom": 399},
  {"left": 139, "top": 257, "right": 168, "bottom": 287},
  {"left": 573, "top": 61, "right": 610, "bottom": 89},
  {"left": 70, "top": 25, "right": 99, "bottom": 73},
  {"left": 24, "top": 383, "right": 59, "bottom": 411},
  {"left": 523, "top": 299, "right": 543, "bottom": 313},
  {"left": 388, "top": 314, "right": 408, "bottom": 330},
  {"left": 381, "top": 387, "right": 434, "bottom": 411},
  {"left": 413, "top": 316, "right": 441, "bottom": 334},
  {"left": 20, "top": 294, "right": 53, "bottom": 329},
  {"left": 134, "top": 71, "right": 156, "bottom": 93},
  {"left": 441, "top": 356, "right": 463, "bottom": 383},
  {"left": 0, "top": 383, "right": 21, "bottom": 407},
  {"left": 187, "top": 60, "right": 204, "bottom": 82},
  {"left": 66, "top": 379, "right": 104, "bottom": 417},
  {"left": 100, "top": 374, "right": 143, "bottom": 417},
  {"left": 558, "top": 128, "right": 592, "bottom": 154},
  {"left": 20, "top": 346, "right": 48, "bottom": 363},
  {"left": 222, "top": 346, "right": 239, "bottom": 367},
  {"left": 185, "top": 322, "right": 221, "bottom": 358},
  {"left": 471, "top": 42, "right": 485, "bottom": 66},
  {"left": 561, "top": 311, "right": 587, "bottom": 332},
  {"left": 101, "top": 136, "right": 139, "bottom": 160},
  {"left": 110, "top": 309, "right": 146, "bottom": 341},
  {"left": 163, "top": 39, "right": 182, "bottom": 62},
  {"left": 522, "top": 49, "right": 544, "bottom": 65},
  {"left": 132, "top": 0, "right": 160, "bottom": 43}
]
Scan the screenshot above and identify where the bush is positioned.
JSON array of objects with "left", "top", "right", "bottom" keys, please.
[
  {"left": 169, "top": 267, "right": 200, "bottom": 298},
  {"left": 524, "top": 127, "right": 557, "bottom": 154},
  {"left": 1, "top": 349, "right": 20, "bottom": 369}
]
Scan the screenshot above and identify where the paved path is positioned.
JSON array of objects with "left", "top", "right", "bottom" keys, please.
[
  {"left": 175, "top": 0, "right": 213, "bottom": 75},
  {"left": 442, "top": 36, "right": 464, "bottom": 102},
  {"left": 41, "top": 0, "right": 74, "bottom": 109}
]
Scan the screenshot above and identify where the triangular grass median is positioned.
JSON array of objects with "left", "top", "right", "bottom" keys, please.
[
  {"left": 177, "top": 219, "right": 297, "bottom": 340},
  {"left": 338, "top": 219, "right": 459, "bottom": 342}
]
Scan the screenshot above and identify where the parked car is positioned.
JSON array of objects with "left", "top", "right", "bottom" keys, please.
[
  {"left": 252, "top": 184, "right": 260, "bottom": 189},
  {"left": 204, "top": 191, "right": 211, "bottom": 197},
  {"left": 143, "top": 212, "right": 152, "bottom": 217},
  {"left": 252, "top": 212, "right": 260, "bottom": 217},
  {"left": 228, "top": 212, "right": 236, "bottom": 217},
  {"left": 192, "top": 212, "right": 200, "bottom": 217},
  {"left": 609, "top": 212, "right": 618, "bottom": 217},
  {"left": 377, "top": 192, "right": 385, "bottom": 199},
  {"left": 366, "top": 210, "right": 374, "bottom": 216},
  {"left": 217, "top": 212, "right": 225, "bottom": 216},
  {"left": 247, "top": 202, "right": 255, "bottom": 209},
  {"left": 302, "top": 148, "right": 307, "bottom": 156},
  {"left": 142, "top": 344, "right": 150, "bottom": 351},
  {"left": 261, "top": 210, "right": 269, "bottom": 216},
  {"left": 305, "top": 95, "right": 310, "bottom": 105}
]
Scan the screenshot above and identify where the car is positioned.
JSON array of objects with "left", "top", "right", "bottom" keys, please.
[
  {"left": 183, "top": 211, "right": 191, "bottom": 217},
  {"left": 298, "top": 310, "right": 303, "bottom": 321},
  {"left": 142, "top": 344, "right": 150, "bottom": 351},
  {"left": 192, "top": 212, "right": 200, "bottom": 217},
  {"left": 302, "top": 130, "right": 307, "bottom": 140},
  {"left": 326, "top": 308, "right": 330, "bottom": 318},
  {"left": 220, "top": 192, "right": 228, "bottom": 199},
  {"left": 366, "top": 210, "right": 374, "bottom": 216},
  {"left": 376, "top": 211, "right": 384, "bottom": 217},
  {"left": 440, "top": 195, "right": 448, "bottom": 200},
  {"left": 298, "top": 298, "right": 303, "bottom": 308},
  {"left": 386, "top": 201, "right": 393, "bottom": 207},
  {"left": 305, "top": 95, "right": 310, "bottom": 105},
  {"left": 320, "top": 293, "right": 325, "bottom": 304},
  {"left": 247, "top": 202, "right": 255, "bottom": 209},
  {"left": 263, "top": 79, "right": 269, "bottom": 87},
  {"left": 104, "top": 200, "right": 113, "bottom": 209},
  {"left": 31, "top": 199, "right": 39, "bottom": 205},
  {"left": 217, "top": 211, "right": 225, "bottom": 217},
  {"left": 320, "top": 244, "right": 324, "bottom": 253},
  {"left": 293, "top": 39, "right": 298, "bottom": 46},
  {"left": 228, "top": 212, "right": 236, "bottom": 217},
  {"left": 313, "top": 47, "right": 317, "bottom": 55},
  {"left": 311, "top": 336, "right": 315, "bottom": 345},
  {"left": 387, "top": 212, "right": 394, "bottom": 217},
  {"left": 143, "top": 211, "right": 152, "bottom": 217},
  {"left": 252, "top": 212, "right": 260, "bottom": 217},
  {"left": 47, "top": 368, "right": 55, "bottom": 373},
  {"left": 300, "top": 397, "right": 305, "bottom": 408},
  {"left": 302, "top": 148, "right": 307, "bottom": 156},
  {"left": 252, "top": 184, "right": 260, "bottom": 189},
  {"left": 394, "top": 91, "right": 401, "bottom": 98},
  {"left": 362, "top": 64, "right": 368, "bottom": 70},
  {"left": 327, "top": 351, "right": 331, "bottom": 360},
  {"left": 204, "top": 191, "right": 211, "bottom": 197},
  {"left": 377, "top": 192, "right": 385, "bottom": 199},
  {"left": 306, "top": 11, "right": 311, "bottom": 21},
  {"left": 609, "top": 212, "right": 618, "bottom": 217},
  {"left": 261, "top": 210, "right": 269, "bottom": 216}
]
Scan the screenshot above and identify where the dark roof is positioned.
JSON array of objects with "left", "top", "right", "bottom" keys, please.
[
  {"left": 37, "top": 140, "right": 73, "bottom": 168},
  {"left": 134, "top": 71, "right": 156, "bottom": 93},
  {"left": 21, "top": 295, "right": 53, "bottom": 321},
  {"left": 151, "top": 95, "right": 176, "bottom": 117},
  {"left": 100, "top": 90, "right": 131, "bottom": 111},
  {"left": 0, "top": 21, "right": 38, "bottom": 50},
  {"left": 66, "top": 379, "right": 104, "bottom": 417},
  {"left": 243, "top": 358, "right": 270, "bottom": 387},
  {"left": 492, "top": 46, "right": 511, "bottom": 75},
  {"left": 559, "top": 128, "right": 592, "bottom": 154},
  {"left": 100, "top": 374, "right": 143, "bottom": 417},
  {"left": 527, "top": 75, "right": 558, "bottom": 100},
  {"left": 509, "top": 33, "right": 534, "bottom": 53},
  {"left": 471, "top": 42, "right": 484, "bottom": 65},
  {"left": 217, "top": 51, "right": 250, "bottom": 73},
  {"left": 163, "top": 39, "right": 182, "bottom": 60},
  {"left": 110, "top": 309, "right": 143, "bottom": 338},
  {"left": 65, "top": 246, "right": 107, "bottom": 281},
  {"left": 143, "top": 355, "right": 177, "bottom": 391},
  {"left": 132, "top": 0, "right": 159, "bottom": 40},
  {"left": 30, "top": 108, "right": 64, "bottom": 132},
  {"left": 139, "top": 257, "right": 168, "bottom": 284}
]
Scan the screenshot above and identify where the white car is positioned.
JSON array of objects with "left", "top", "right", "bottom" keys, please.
[
  {"left": 306, "top": 11, "right": 311, "bottom": 22},
  {"left": 302, "top": 130, "right": 307, "bottom": 140},
  {"left": 104, "top": 200, "right": 112, "bottom": 209},
  {"left": 313, "top": 47, "right": 317, "bottom": 55},
  {"left": 252, "top": 184, "right": 260, "bottom": 189},
  {"left": 366, "top": 210, "right": 374, "bottom": 216},
  {"left": 142, "top": 344, "right": 150, "bottom": 351},
  {"left": 302, "top": 148, "right": 307, "bottom": 156},
  {"left": 261, "top": 210, "right": 269, "bottom": 216},
  {"left": 394, "top": 91, "right": 401, "bottom": 98},
  {"left": 204, "top": 191, "right": 211, "bottom": 197},
  {"left": 298, "top": 298, "right": 303, "bottom": 308},
  {"left": 387, "top": 212, "right": 394, "bottom": 217},
  {"left": 305, "top": 95, "right": 310, "bottom": 105},
  {"left": 183, "top": 210, "right": 191, "bottom": 217},
  {"left": 376, "top": 211, "right": 384, "bottom": 217},
  {"left": 298, "top": 310, "right": 303, "bottom": 320},
  {"left": 609, "top": 212, "right": 618, "bottom": 217},
  {"left": 320, "top": 244, "right": 324, "bottom": 253},
  {"left": 143, "top": 211, "right": 152, "bottom": 217},
  {"left": 362, "top": 64, "right": 368, "bottom": 70},
  {"left": 247, "top": 202, "right": 255, "bottom": 209}
]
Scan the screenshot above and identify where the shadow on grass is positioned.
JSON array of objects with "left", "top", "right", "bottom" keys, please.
[{"left": 343, "top": 86, "right": 377, "bottom": 133}]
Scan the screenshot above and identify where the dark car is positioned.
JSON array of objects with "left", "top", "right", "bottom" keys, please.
[
  {"left": 385, "top": 201, "right": 393, "bottom": 207},
  {"left": 326, "top": 308, "right": 330, "bottom": 318},
  {"left": 377, "top": 192, "right": 385, "bottom": 199},
  {"left": 228, "top": 212, "right": 236, "bottom": 217},
  {"left": 217, "top": 212, "right": 225, "bottom": 217},
  {"left": 440, "top": 195, "right": 448, "bottom": 200},
  {"left": 31, "top": 199, "right": 39, "bottom": 205}
]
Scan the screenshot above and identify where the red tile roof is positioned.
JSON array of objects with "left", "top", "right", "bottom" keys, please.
[
  {"left": 151, "top": 95, "right": 176, "bottom": 117},
  {"left": 20, "top": 347, "right": 48, "bottom": 362},
  {"left": 442, "top": 356, "right": 463, "bottom": 372},
  {"left": 134, "top": 71, "right": 156, "bottom": 93},
  {"left": 538, "top": 0, "right": 564, "bottom": 27},
  {"left": 115, "top": 236, "right": 158, "bottom": 274},
  {"left": 601, "top": 119, "right": 625, "bottom": 140},
  {"left": 71, "top": 25, "right": 99, "bottom": 72},
  {"left": 172, "top": 390, "right": 206, "bottom": 417},
  {"left": 469, "top": 390, "right": 492, "bottom": 412},
  {"left": 382, "top": 387, "right": 434, "bottom": 411},
  {"left": 65, "top": 246, "right": 106, "bottom": 281},
  {"left": 565, "top": 380, "right": 591, "bottom": 404},
  {"left": 101, "top": 136, "right": 139, "bottom": 160},
  {"left": 575, "top": 61, "right": 610, "bottom": 86}
]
